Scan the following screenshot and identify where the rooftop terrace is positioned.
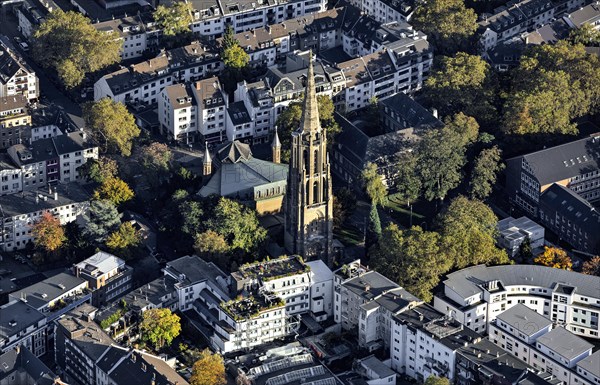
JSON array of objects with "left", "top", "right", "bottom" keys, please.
[
  {"left": 220, "top": 293, "right": 285, "bottom": 321},
  {"left": 235, "top": 255, "right": 310, "bottom": 282}
]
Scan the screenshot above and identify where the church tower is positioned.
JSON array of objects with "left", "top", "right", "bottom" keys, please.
[{"left": 284, "top": 52, "right": 334, "bottom": 265}]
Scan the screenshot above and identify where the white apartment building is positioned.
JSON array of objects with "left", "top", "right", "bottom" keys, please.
[
  {"left": 93, "top": 15, "right": 153, "bottom": 61},
  {"left": 489, "top": 304, "right": 598, "bottom": 385},
  {"left": 345, "top": 0, "right": 416, "bottom": 23},
  {"left": 564, "top": 2, "right": 600, "bottom": 30},
  {"left": 232, "top": 255, "right": 334, "bottom": 320},
  {"left": 0, "top": 184, "right": 90, "bottom": 251},
  {"left": 189, "top": 0, "right": 327, "bottom": 38},
  {"left": 433, "top": 265, "right": 600, "bottom": 339},
  {"left": 94, "top": 42, "right": 222, "bottom": 105},
  {"left": 0, "top": 41, "right": 39, "bottom": 102},
  {"left": 0, "top": 301, "right": 47, "bottom": 357},
  {"left": 158, "top": 77, "right": 228, "bottom": 144},
  {"left": 0, "top": 155, "right": 23, "bottom": 196}
]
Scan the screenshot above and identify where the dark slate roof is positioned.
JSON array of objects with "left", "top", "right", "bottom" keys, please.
[
  {"left": 0, "top": 301, "right": 45, "bottom": 341},
  {"left": 485, "top": 40, "right": 525, "bottom": 66},
  {"left": 380, "top": 93, "right": 442, "bottom": 129},
  {"left": 9, "top": 272, "right": 87, "bottom": 310},
  {"left": 371, "top": 287, "right": 421, "bottom": 314},
  {"left": 96, "top": 345, "right": 129, "bottom": 374},
  {"left": 57, "top": 306, "right": 115, "bottom": 362},
  {"left": 478, "top": 0, "right": 554, "bottom": 34},
  {"left": 228, "top": 101, "right": 252, "bottom": 126},
  {"left": 0, "top": 347, "right": 57, "bottom": 385},
  {"left": 9, "top": 131, "right": 91, "bottom": 166},
  {"left": 217, "top": 140, "right": 253, "bottom": 164},
  {"left": 507, "top": 134, "right": 600, "bottom": 185},
  {"left": 108, "top": 350, "right": 189, "bottom": 385},
  {"left": 0, "top": 183, "right": 91, "bottom": 218},
  {"left": 539, "top": 183, "right": 600, "bottom": 235},
  {"left": 164, "top": 255, "right": 229, "bottom": 298}
]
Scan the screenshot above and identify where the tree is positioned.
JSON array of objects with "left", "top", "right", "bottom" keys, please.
[
  {"left": 469, "top": 146, "right": 504, "bottom": 200},
  {"left": 80, "top": 156, "right": 119, "bottom": 183},
  {"left": 517, "top": 236, "right": 533, "bottom": 264},
  {"left": 82, "top": 200, "right": 122, "bottom": 243},
  {"left": 412, "top": 0, "right": 477, "bottom": 54},
  {"left": 504, "top": 41, "right": 600, "bottom": 135},
  {"left": 84, "top": 98, "right": 141, "bottom": 156},
  {"left": 190, "top": 349, "right": 226, "bottom": 385},
  {"left": 394, "top": 152, "right": 421, "bottom": 204},
  {"left": 180, "top": 200, "right": 204, "bottom": 236},
  {"left": 153, "top": 2, "right": 193, "bottom": 37},
  {"left": 361, "top": 162, "right": 387, "bottom": 205},
  {"left": 424, "top": 376, "right": 450, "bottom": 385},
  {"left": 444, "top": 113, "right": 479, "bottom": 147},
  {"left": 582, "top": 256, "right": 600, "bottom": 276},
  {"left": 93, "top": 177, "right": 134, "bottom": 205},
  {"left": 207, "top": 198, "right": 267, "bottom": 252},
  {"left": 194, "top": 230, "right": 229, "bottom": 256},
  {"left": 416, "top": 128, "right": 466, "bottom": 202},
  {"left": 437, "top": 196, "right": 509, "bottom": 268},
  {"left": 367, "top": 203, "right": 382, "bottom": 247},
  {"left": 222, "top": 25, "right": 238, "bottom": 50},
  {"left": 534, "top": 247, "right": 573, "bottom": 270},
  {"left": 106, "top": 222, "right": 141, "bottom": 258},
  {"left": 370, "top": 224, "right": 451, "bottom": 302},
  {"left": 275, "top": 95, "right": 341, "bottom": 161},
  {"left": 32, "top": 212, "right": 66, "bottom": 252},
  {"left": 423, "top": 53, "right": 497, "bottom": 125},
  {"left": 333, "top": 188, "right": 357, "bottom": 229},
  {"left": 568, "top": 24, "right": 600, "bottom": 47},
  {"left": 140, "top": 142, "right": 172, "bottom": 173},
  {"left": 140, "top": 308, "right": 182, "bottom": 350},
  {"left": 223, "top": 44, "right": 250, "bottom": 70},
  {"left": 32, "top": 10, "right": 121, "bottom": 88}
]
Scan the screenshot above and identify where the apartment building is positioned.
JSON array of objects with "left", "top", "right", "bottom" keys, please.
[
  {"left": 488, "top": 304, "right": 599, "bottom": 385},
  {"left": 93, "top": 14, "right": 158, "bottom": 61},
  {"left": 0, "top": 95, "right": 31, "bottom": 149},
  {"left": 564, "top": 1, "right": 600, "bottom": 30},
  {"left": 0, "top": 155, "right": 22, "bottom": 196},
  {"left": 94, "top": 41, "right": 223, "bottom": 105},
  {"left": 74, "top": 251, "right": 134, "bottom": 307},
  {"left": 0, "top": 184, "right": 90, "bottom": 251},
  {"left": 231, "top": 255, "right": 334, "bottom": 320},
  {"left": 0, "top": 301, "right": 47, "bottom": 357},
  {"left": 537, "top": 183, "right": 600, "bottom": 254},
  {"left": 433, "top": 264, "right": 600, "bottom": 339},
  {"left": 16, "top": 0, "right": 58, "bottom": 38},
  {"left": 189, "top": 0, "right": 327, "bottom": 38},
  {"left": 0, "top": 41, "right": 39, "bottom": 102},
  {"left": 7, "top": 131, "right": 98, "bottom": 190},
  {"left": 506, "top": 134, "right": 600, "bottom": 214},
  {"left": 345, "top": 0, "right": 417, "bottom": 23},
  {"left": 0, "top": 346, "right": 60, "bottom": 385},
  {"left": 158, "top": 77, "right": 228, "bottom": 144}
]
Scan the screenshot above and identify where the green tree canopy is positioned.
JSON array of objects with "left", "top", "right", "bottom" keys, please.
[
  {"left": 437, "top": 196, "right": 509, "bottom": 268},
  {"left": 503, "top": 41, "right": 600, "bottom": 135},
  {"left": 361, "top": 162, "right": 387, "bottom": 205},
  {"left": 394, "top": 152, "right": 421, "bottom": 204},
  {"left": 370, "top": 224, "right": 451, "bottom": 302},
  {"left": 153, "top": 2, "right": 193, "bottom": 36},
  {"left": 93, "top": 177, "right": 134, "bottom": 206},
  {"left": 190, "top": 349, "right": 227, "bottom": 385},
  {"left": 444, "top": 113, "right": 480, "bottom": 147},
  {"left": 80, "top": 156, "right": 119, "bottom": 183},
  {"left": 106, "top": 222, "right": 141, "bottom": 258},
  {"left": 207, "top": 198, "right": 267, "bottom": 252},
  {"left": 222, "top": 25, "right": 238, "bottom": 50},
  {"left": 84, "top": 98, "right": 141, "bottom": 156},
  {"left": 424, "top": 376, "right": 450, "bottom": 385},
  {"left": 366, "top": 204, "right": 382, "bottom": 247},
  {"left": 140, "top": 308, "right": 182, "bottom": 349},
  {"left": 568, "top": 24, "right": 600, "bottom": 47},
  {"left": 423, "top": 53, "right": 497, "bottom": 125},
  {"left": 469, "top": 146, "right": 504, "bottom": 200},
  {"left": 412, "top": 0, "right": 477, "bottom": 54},
  {"left": 223, "top": 44, "right": 250, "bottom": 70},
  {"left": 32, "top": 10, "right": 121, "bottom": 88},
  {"left": 416, "top": 128, "right": 467, "bottom": 202},
  {"left": 82, "top": 200, "right": 122, "bottom": 244}
]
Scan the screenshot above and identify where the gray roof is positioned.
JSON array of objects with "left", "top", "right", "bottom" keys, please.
[
  {"left": 0, "top": 346, "right": 57, "bottom": 385},
  {"left": 536, "top": 327, "right": 593, "bottom": 361},
  {"left": 0, "top": 183, "right": 90, "bottom": 218},
  {"left": 443, "top": 264, "right": 600, "bottom": 300},
  {"left": 566, "top": 2, "right": 600, "bottom": 28},
  {"left": 380, "top": 93, "right": 442, "bottom": 130},
  {"left": 539, "top": 183, "right": 600, "bottom": 237},
  {"left": 342, "top": 271, "right": 399, "bottom": 302},
  {"left": 496, "top": 304, "right": 552, "bottom": 336},
  {"left": 359, "top": 356, "right": 395, "bottom": 378},
  {"left": 57, "top": 306, "right": 115, "bottom": 362},
  {"left": 9, "top": 131, "right": 90, "bottom": 166},
  {"left": 506, "top": 134, "right": 600, "bottom": 186},
  {"left": 165, "top": 255, "right": 229, "bottom": 297},
  {"left": 96, "top": 345, "right": 129, "bottom": 373},
  {"left": 10, "top": 272, "right": 87, "bottom": 310},
  {"left": 0, "top": 301, "right": 45, "bottom": 341},
  {"left": 577, "top": 350, "right": 600, "bottom": 378},
  {"left": 108, "top": 350, "right": 189, "bottom": 385}
]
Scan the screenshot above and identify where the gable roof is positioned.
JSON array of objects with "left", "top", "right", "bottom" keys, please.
[{"left": 539, "top": 183, "right": 600, "bottom": 235}]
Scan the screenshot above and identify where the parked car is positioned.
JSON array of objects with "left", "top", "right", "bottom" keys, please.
[
  {"left": 13, "top": 36, "right": 21, "bottom": 44},
  {"left": 19, "top": 42, "right": 29, "bottom": 52}
]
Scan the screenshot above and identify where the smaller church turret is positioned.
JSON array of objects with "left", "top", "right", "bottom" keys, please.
[
  {"left": 272, "top": 126, "right": 281, "bottom": 164},
  {"left": 203, "top": 142, "right": 212, "bottom": 176}
]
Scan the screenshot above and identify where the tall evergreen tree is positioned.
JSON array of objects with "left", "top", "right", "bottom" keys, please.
[{"left": 82, "top": 200, "right": 122, "bottom": 244}]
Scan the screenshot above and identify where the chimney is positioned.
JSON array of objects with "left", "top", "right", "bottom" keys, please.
[
  {"left": 35, "top": 194, "right": 39, "bottom": 204},
  {"left": 431, "top": 108, "right": 438, "bottom": 119},
  {"left": 54, "top": 191, "right": 58, "bottom": 200}
]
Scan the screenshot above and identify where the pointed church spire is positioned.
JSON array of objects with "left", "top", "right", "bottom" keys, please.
[
  {"left": 272, "top": 126, "right": 281, "bottom": 164},
  {"left": 203, "top": 142, "right": 212, "bottom": 176},
  {"left": 299, "top": 50, "right": 320, "bottom": 134}
]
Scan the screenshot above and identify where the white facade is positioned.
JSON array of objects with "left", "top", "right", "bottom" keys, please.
[
  {"left": 433, "top": 265, "right": 600, "bottom": 339},
  {"left": 497, "top": 216, "right": 545, "bottom": 257},
  {"left": 0, "top": 44, "right": 38, "bottom": 102}
]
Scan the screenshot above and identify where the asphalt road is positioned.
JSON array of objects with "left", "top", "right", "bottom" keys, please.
[{"left": 0, "top": 5, "right": 82, "bottom": 117}]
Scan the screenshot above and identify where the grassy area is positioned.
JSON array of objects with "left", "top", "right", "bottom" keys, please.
[
  {"left": 383, "top": 193, "right": 436, "bottom": 229},
  {"left": 334, "top": 224, "right": 364, "bottom": 246}
]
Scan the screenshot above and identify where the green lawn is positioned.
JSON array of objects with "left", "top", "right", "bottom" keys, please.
[
  {"left": 383, "top": 193, "right": 435, "bottom": 229},
  {"left": 334, "top": 224, "right": 364, "bottom": 246}
]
